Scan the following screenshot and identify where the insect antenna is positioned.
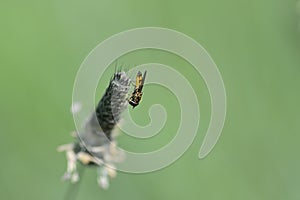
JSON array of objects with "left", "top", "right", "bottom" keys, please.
[{"left": 142, "top": 70, "right": 147, "bottom": 85}]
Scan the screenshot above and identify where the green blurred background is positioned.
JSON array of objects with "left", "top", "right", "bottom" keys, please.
[{"left": 1, "top": 0, "right": 300, "bottom": 199}]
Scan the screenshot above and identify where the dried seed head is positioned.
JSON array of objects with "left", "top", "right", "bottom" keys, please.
[
  {"left": 95, "top": 71, "right": 131, "bottom": 139},
  {"left": 59, "top": 71, "right": 131, "bottom": 189},
  {"left": 79, "top": 71, "right": 130, "bottom": 156}
]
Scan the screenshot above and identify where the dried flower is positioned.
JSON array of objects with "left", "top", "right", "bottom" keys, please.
[{"left": 58, "top": 71, "right": 131, "bottom": 189}]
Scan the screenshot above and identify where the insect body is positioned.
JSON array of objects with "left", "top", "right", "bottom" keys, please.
[{"left": 128, "top": 70, "right": 147, "bottom": 108}]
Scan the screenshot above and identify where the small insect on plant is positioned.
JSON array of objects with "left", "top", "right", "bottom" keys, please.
[{"left": 128, "top": 70, "right": 147, "bottom": 108}]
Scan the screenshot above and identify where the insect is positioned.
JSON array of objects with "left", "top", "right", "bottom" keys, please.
[{"left": 128, "top": 70, "right": 147, "bottom": 108}]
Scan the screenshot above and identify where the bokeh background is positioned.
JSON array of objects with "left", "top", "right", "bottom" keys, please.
[{"left": 1, "top": 0, "right": 300, "bottom": 200}]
